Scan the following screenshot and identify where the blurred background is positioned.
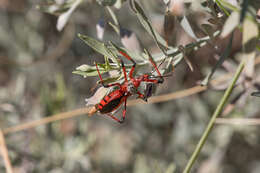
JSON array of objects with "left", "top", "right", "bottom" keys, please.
[{"left": 0, "top": 0, "right": 260, "bottom": 172}]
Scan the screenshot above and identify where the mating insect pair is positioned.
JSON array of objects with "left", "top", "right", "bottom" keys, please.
[{"left": 89, "top": 50, "right": 166, "bottom": 123}]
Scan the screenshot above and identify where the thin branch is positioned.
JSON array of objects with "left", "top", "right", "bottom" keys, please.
[
  {"left": 183, "top": 59, "right": 245, "bottom": 173},
  {"left": 3, "top": 107, "right": 91, "bottom": 135},
  {"left": 127, "top": 85, "right": 207, "bottom": 106},
  {"left": 216, "top": 118, "right": 260, "bottom": 125},
  {"left": 0, "top": 130, "right": 13, "bottom": 173}
]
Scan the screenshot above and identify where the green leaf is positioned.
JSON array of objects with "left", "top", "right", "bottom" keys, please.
[
  {"left": 76, "top": 64, "right": 96, "bottom": 71},
  {"left": 113, "top": 0, "right": 123, "bottom": 9},
  {"left": 220, "top": 11, "right": 239, "bottom": 38},
  {"left": 103, "top": 44, "right": 120, "bottom": 66},
  {"left": 109, "top": 41, "right": 145, "bottom": 62},
  {"left": 180, "top": 16, "right": 198, "bottom": 40},
  {"left": 108, "top": 22, "right": 120, "bottom": 35},
  {"left": 73, "top": 64, "right": 106, "bottom": 77},
  {"left": 106, "top": 6, "right": 120, "bottom": 35},
  {"left": 130, "top": 0, "right": 168, "bottom": 54},
  {"left": 98, "top": 76, "right": 121, "bottom": 84},
  {"left": 78, "top": 33, "right": 112, "bottom": 57},
  {"left": 78, "top": 33, "right": 145, "bottom": 63},
  {"left": 106, "top": 6, "right": 119, "bottom": 26},
  {"left": 73, "top": 70, "right": 98, "bottom": 77},
  {"left": 215, "top": 0, "right": 234, "bottom": 16},
  {"left": 201, "top": 33, "right": 233, "bottom": 86},
  {"left": 57, "top": 0, "right": 83, "bottom": 31}
]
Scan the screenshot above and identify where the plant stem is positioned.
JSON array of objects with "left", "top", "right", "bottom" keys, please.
[
  {"left": 215, "top": 0, "right": 230, "bottom": 16},
  {"left": 182, "top": 59, "right": 245, "bottom": 173}
]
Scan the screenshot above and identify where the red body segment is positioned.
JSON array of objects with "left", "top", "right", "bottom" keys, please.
[
  {"left": 97, "top": 90, "right": 127, "bottom": 114},
  {"left": 94, "top": 50, "right": 164, "bottom": 123}
]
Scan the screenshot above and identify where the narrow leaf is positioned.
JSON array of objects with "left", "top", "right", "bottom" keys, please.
[
  {"left": 106, "top": 6, "right": 119, "bottom": 26},
  {"left": 130, "top": 0, "right": 169, "bottom": 54},
  {"left": 104, "top": 44, "right": 120, "bottom": 66},
  {"left": 108, "top": 22, "right": 120, "bottom": 35},
  {"left": 56, "top": 0, "right": 83, "bottom": 31},
  {"left": 73, "top": 64, "right": 106, "bottom": 77},
  {"left": 73, "top": 70, "right": 99, "bottom": 77},
  {"left": 78, "top": 33, "right": 112, "bottom": 57},
  {"left": 109, "top": 41, "right": 145, "bottom": 61},
  {"left": 76, "top": 64, "right": 97, "bottom": 72},
  {"left": 220, "top": 11, "right": 239, "bottom": 38},
  {"left": 180, "top": 16, "right": 198, "bottom": 40}
]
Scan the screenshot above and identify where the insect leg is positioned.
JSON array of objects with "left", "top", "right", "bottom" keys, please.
[
  {"left": 120, "top": 60, "right": 128, "bottom": 83},
  {"left": 136, "top": 91, "right": 147, "bottom": 102},
  {"left": 95, "top": 63, "right": 121, "bottom": 88},
  {"left": 106, "top": 113, "right": 124, "bottom": 124},
  {"left": 148, "top": 57, "right": 164, "bottom": 84},
  {"left": 119, "top": 51, "right": 136, "bottom": 80},
  {"left": 119, "top": 98, "right": 127, "bottom": 123}
]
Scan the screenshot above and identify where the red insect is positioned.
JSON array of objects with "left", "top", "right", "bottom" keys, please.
[{"left": 89, "top": 51, "right": 165, "bottom": 123}]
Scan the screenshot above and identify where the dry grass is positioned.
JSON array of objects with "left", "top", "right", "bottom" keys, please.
[
  {"left": 0, "top": 130, "right": 13, "bottom": 173},
  {"left": 215, "top": 118, "right": 260, "bottom": 125},
  {"left": 3, "top": 107, "right": 91, "bottom": 135}
]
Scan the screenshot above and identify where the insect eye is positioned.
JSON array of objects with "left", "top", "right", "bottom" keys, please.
[
  {"left": 158, "top": 78, "right": 164, "bottom": 84},
  {"left": 148, "top": 75, "right": 155, "bottom": 79}
]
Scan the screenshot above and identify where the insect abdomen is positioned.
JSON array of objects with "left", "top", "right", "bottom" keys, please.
[{"left": 97, "top": 93, "right": 124, "bottom": 114}]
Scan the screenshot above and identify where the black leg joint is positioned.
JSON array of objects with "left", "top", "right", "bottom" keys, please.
[
  {"left": 158, "top": 77, "right": 164, "bottom": 84},
  {"left": 119, "top": 117, "right": 125, "bottom": 124},
  {"left": 121, "top": 61, "right": 125, "bottom": 67}
]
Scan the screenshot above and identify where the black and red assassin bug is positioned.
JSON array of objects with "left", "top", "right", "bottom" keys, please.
[{"left": 89, "top": 50, "right": 165, "bottom": 123}]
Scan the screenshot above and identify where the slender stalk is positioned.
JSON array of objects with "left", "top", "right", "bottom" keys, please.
[
  {"left": 0, "top": 130, "right": 13, "bottom": 173},
  {"left": 215, "top": 0, "right": 230, "bottom": 16},
  {"left": 216, "top": 118, "right": 260, "bottom": 126},
  {"left": 182, "top": 60, "right": 245, "bottom": 173},
  {"left": 3, "top": 107, "right": 91, "bottom": 135}
]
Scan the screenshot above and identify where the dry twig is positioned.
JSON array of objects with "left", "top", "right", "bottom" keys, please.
[
  {"left": 215, "top": 118, "right": 260, "bottom": 125},
  {"left": 0, "top": 130, "right": 13, "bottom": 173},
  {"left": 3, "top": 108, "right": 90, "bottom": 135}
]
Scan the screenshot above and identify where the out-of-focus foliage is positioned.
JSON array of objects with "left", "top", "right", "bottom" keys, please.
[{"left": 0, "top": 0, "right": 260, "bottom": 173}]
